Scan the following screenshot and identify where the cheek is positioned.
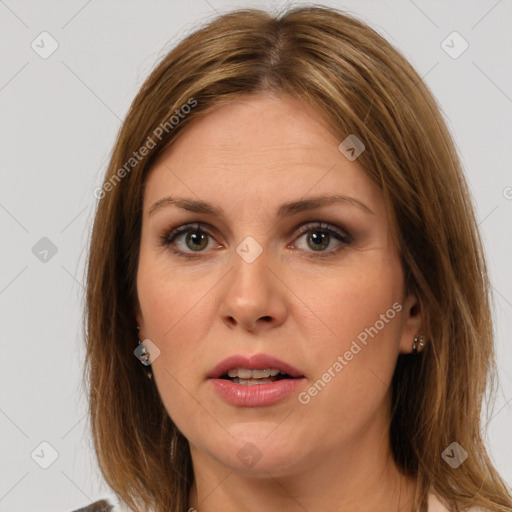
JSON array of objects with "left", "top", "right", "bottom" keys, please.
[
  {"left": 136, "top": 251, "right": 219, "bottom": 424},
  {"left": 136, "top": 244, "right": 215, "bottom": 344},
  {"left": 137, "top": 272, "right": 208, "bottom": 432},
  {"left": 293, "top": 264, "right": 403, "bottom": 424},
  {"left": 137, "top": 273, "right": 209, "bottom": 372},
  {"left": 297, "top": 258, "right": 403, "bottom": 353}
]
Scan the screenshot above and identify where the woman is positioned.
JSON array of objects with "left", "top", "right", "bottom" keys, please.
[{"left": 80, "top": 5, "right": 512, "bottom": 512}]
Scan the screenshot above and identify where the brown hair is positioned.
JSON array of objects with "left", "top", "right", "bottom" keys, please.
[{"left": 84, "top": 5, "right": 512, "bottom": 512}]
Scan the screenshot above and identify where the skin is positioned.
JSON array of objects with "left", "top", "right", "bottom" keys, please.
[{"left": 135, "top": 93, "right": 423, "bottom": 512}]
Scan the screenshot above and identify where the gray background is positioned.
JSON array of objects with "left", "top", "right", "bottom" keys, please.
[{"left": 0, "top": 1, "right": 511, "bottom": 511}]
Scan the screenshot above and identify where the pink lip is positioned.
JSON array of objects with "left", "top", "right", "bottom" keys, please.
[
  {"left": 207, "top": 353, "right": 304, "bottom": 379},
  {"left": 210, "top": 378, "right": 305, "bottom": 407},
  {"left": 207, "top": 353, "right": 306, "bottom": 408}
]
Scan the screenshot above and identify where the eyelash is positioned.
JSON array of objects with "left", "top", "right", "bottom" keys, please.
[{"left": 158, "top": 221, "right": 352, "bottom": 260}]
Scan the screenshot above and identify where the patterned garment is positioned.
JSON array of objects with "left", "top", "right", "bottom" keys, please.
[
  {"left": 71, "top": 499, "right": 114, "bottom": 512},
  {"left": 71, "top": 492, "right": 491, "bottom": 511},
  {"left": 70, "top": 498, "right": 140, "bottom": 511}
]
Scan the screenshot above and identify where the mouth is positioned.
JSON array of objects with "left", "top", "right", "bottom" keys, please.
[
  {"left": 208, "top": 353, "right": 305, "bottom": 382},
  {"left": 219, "top": 368, "right": 297, "bottom": 386},
  {"left": 207, "top": 353, "right": 305, "bottom": 406}
]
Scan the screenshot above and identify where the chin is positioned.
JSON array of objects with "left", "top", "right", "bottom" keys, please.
[{"left": 204, "top": 427, "right": 310, "bottom": 476}]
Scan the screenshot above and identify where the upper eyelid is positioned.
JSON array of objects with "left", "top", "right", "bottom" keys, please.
[
  {"left": 294, "top": 221, "right": 349, "bottom": 237},
  {"left": 163, "top": 220, "right": 351, "bottom": 245},
  {"left": 160, "top": 221, "right": 353, "bottom": 261}
]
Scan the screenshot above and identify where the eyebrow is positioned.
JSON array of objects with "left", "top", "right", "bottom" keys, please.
[{"left": 148, "top": 193, "right": 375, "bottom": 218}]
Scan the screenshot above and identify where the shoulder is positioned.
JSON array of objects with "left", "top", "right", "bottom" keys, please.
[
  {"left": 70, "top": 499, "right": 114, "bottom": 512},
  {"left": 428, "top": 491, "right": 493, "bottom": 511},
  {"left": 70, "top": 498, "right": 136, "bottom": 512},
  {"left": 72, "top": 498, "right": 154, "bottom": 512}
]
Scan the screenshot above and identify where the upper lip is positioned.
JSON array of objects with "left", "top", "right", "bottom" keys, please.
[{"left": 208, "top": 353, "right": 305, "bottom": 379}]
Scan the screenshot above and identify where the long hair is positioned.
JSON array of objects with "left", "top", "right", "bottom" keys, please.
[{"left": 83, "top": 5, "right": 512, "bottom": 512}]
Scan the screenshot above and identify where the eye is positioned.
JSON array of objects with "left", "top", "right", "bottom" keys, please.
[
  {"left": 159, "top": 223, "right": 219, "bottom": 258},
  {"left": 289, "top": 222, "right": 352, "bottom": 259},
  {"left": 159, "top": 221, "right": 352, "bottom": 259}
]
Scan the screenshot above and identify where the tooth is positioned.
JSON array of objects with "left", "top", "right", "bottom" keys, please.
[
  {"left": 225, "top": 368, "right": 284, "bottom": 379},
  {"left": 251, "top": 369, "right": 271, "bottom": 378},
  {"left": 238, "top": 368, "right": 253, "bottom": 379}
]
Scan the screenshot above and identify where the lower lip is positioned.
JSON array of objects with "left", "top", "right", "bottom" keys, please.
[{"left": 210, "top": 378, "right": 305, "bottom": 407}]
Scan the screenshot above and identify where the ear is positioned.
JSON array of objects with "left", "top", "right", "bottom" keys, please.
[{"left": 398, "top": 290, "right": 423, "bottom": 354}]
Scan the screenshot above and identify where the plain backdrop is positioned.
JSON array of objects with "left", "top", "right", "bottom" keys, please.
[{"left": 0, "top": 1, "right": 511, "bottom": 511}]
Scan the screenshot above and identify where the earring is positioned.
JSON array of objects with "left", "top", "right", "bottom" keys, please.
[
  {"left": 136, "top": 338, "right": 153, "bottom": 380},
  {"left": 412, "top": 333, "right": 426, "bottom": 354}
]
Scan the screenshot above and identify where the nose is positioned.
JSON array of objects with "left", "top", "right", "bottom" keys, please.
[{"left": 219, "top": 243, "right": 288, "bottom": 334}]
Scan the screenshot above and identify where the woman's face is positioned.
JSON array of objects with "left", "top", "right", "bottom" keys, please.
[{"left": 136, "top": 93, "right": 422, "bottom": 476}]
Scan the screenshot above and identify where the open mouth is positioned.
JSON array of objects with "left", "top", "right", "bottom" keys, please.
[
  {"left": 209, "top": 358, "right": 305, "bottom": 406},
  {"left": 219, "top": 369, "right": 297, "bottom": 386}
]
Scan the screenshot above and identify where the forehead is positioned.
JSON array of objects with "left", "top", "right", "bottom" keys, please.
[{"left": 143, "top": 93, "right": 383, "bottom": 218}]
